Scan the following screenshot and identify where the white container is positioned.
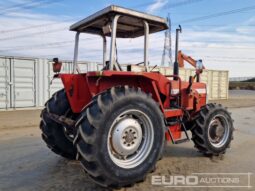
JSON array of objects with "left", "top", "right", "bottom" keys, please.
[{"left": 0, "top": 56, "right": 229, "bottom": 110}]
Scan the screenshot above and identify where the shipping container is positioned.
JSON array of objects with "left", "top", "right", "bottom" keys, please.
[
  {"left": 0, "top": 57, "right": 37, "bottom": 109},
  {"left": 0, "top": 56, "right": 229, "bottom": 110},
  {"left": 130, "top": 65, "right": 229, "bottom": 100}
]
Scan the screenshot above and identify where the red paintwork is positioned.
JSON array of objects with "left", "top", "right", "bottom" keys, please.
[
  {"left": 53, "top": 62, "right": 62, "bottom": 73},
  {"left": 165, "top": 124, "right": 182, "bottom": 141},
  {"left": 59, "top": 70, "right": 207, "bottom": 141},
  {"left": 164, "top": 109, "right": 183, "bottom": 118},
  {"left": 60, "top": 74, "right": 92, "bottom": 112}
]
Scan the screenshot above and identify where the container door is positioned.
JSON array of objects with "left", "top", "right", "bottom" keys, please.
[
  {"left": 13, "top": 59, "right": 36, "bottom": 108},
  {"left": 219, "top": 71, "right": 228, "bottom": 99},
  {"left": 0, "top": 58, "right": 10, "bottom": 109}
]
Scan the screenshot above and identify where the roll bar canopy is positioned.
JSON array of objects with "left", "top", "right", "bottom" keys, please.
[
  {"left": 71, "top": 5, "right": 168, "bottom": 73},
  {"left": 70, "top": 5, "right": 168, "bottom": 38}
]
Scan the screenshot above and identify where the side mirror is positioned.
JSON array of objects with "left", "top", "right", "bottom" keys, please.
[
  {"left": 52, "top": 58, "right": 62, "bottom": 73},
  {"left": 195, "top": 59, "right": 203, "bottom": 82},
  {"left": 196, "top": 59, "right": 203, "bottom": 70}
]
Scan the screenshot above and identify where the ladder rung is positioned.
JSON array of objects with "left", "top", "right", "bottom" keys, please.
[
  {"left": 174, "top": 138, "right": 189, "bottom": 144},
  {"left": 167, "top": 121, "right": 190, "bottom": 144}
]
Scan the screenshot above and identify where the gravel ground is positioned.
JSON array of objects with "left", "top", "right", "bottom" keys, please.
[
  {"left": 0, "top": 90, "right": 254, "bottom": 191},
  {"left": 211, "top": 90, "right": 255, "bottom": 108}
]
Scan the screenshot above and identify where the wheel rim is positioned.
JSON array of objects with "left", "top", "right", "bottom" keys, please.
[
  {"left": 208, "top": 114, "right": 230, "bottom": 148},
  {"left": 107, "top": 109, "right": 154, "bottom": 169}
]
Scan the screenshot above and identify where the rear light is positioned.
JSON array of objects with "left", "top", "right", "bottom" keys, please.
[{"left": 52, "top": 58, "right": 62, "bottom": 73}]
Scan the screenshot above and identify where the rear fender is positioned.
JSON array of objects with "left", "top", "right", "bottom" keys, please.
[{"left": 60, "top": 74, "right": 92, "bottom": 113}]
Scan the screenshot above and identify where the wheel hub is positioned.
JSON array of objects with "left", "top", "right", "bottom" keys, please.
[
  {"left": 111, "top": 118, "right": 142, "bottom": 156},
  {"left": 215, "top": 124, "right": 224, "bottom": 137},
  {"left": 123, "top": 129, "right": 135, "bottom": 144}
]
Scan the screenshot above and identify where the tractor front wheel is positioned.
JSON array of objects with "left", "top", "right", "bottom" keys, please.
[
  {"left": 74, "top": 86, "right": 165, "bottom": 188},
  {"left": 191, "top": 103, "right": 234, "bottom": 156}
]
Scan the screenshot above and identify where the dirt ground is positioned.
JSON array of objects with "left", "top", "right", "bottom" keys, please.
[
  {"left": 0, "top": 90, "right": 254, "bottom": 191},
  {"left": 212, "top": 90, "right": 255, "bottom": 108}
]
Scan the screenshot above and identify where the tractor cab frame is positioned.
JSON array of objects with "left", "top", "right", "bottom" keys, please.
[{"left": 69, "top": 5, "right": 168, "bottom": 73}]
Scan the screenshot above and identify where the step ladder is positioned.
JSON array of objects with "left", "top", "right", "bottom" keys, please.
[{"left": 167, "top": 121, "right": 190, "bottom": 144}]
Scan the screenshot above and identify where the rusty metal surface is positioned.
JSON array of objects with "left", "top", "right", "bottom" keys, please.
[{"left": 44, "top": 111, "right": 75, "bottom": 128}]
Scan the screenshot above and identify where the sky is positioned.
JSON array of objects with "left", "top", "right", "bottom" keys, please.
[{"left": 0, "top": 0, "right": 255, "bottom": 77}]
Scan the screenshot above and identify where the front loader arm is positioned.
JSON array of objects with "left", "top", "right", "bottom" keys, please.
[{"left": 177, "top": 50, "right": 205, "bottom": 69}]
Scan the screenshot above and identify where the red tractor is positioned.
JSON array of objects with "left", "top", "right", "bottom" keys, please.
[{"left": 40, "top": 5, "right": 234, "bottom": 188}]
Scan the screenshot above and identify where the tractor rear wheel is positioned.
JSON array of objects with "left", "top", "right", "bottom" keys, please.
[
  {"left": 40, "top": 89, "right": 77, "bottom": 160},
  {"left": 74, "top": 86, "right": 165, "bottom": 188},
  {"left": 191, "top": 103, "right": 234, "bottom": 156}
]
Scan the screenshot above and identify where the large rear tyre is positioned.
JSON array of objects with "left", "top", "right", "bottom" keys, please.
[
  {"left": 191, "top": 103, "right": 234, "bottom": 156},
  {"left": 74, "top": 86, "right": 165, "bottom": 188},
  {"left": 40, "top": 89, "right": 77, "bottom": 160}
]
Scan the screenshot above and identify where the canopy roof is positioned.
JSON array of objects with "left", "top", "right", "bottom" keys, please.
[{"left": 70, "top": 5, "right": 168, "bottom": 38}]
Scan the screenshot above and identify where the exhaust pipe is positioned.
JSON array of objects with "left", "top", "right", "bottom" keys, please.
[{"left": 174, "top": 25, "right": 182, "bottom": 80}]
